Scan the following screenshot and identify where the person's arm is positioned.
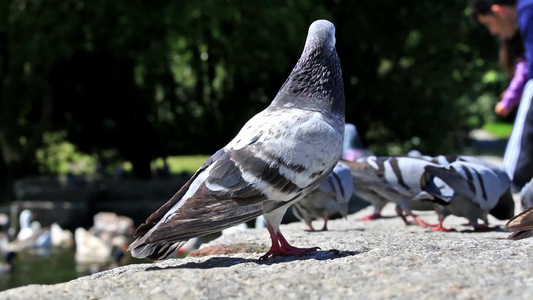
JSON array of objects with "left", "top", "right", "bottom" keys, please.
[
  {"left": 497, "top": 60, "right": 528, "bottom": 116},
  {"left": 518, "top": 5, "right": 533, "bottom": 80}
]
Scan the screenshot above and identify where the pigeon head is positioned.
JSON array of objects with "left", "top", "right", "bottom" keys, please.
[
  {"left": 271, "top": 19, "right": 345, "bottom": 118},
  {"left": 305, "top": 19, "right": 336, "bottom": 49}
]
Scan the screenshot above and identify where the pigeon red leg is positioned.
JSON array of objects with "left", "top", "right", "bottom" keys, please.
[
  {"left": 431, "top": 215, "right": 454, "bottom": 232},
  {"left": 358, "top": 208, "right": 383, "bottom": 221},
  {"left": 395, "top": 206, "right": 413, "bottom": 225},
  {"left": 260, "top": 223, "right": 319, "bottom": 260},
  {"left": 321, "top": 212, "right": 329, "bottom": 231},
  {"left": 405, "top": 210, "right": 437, "bottom": 227}
]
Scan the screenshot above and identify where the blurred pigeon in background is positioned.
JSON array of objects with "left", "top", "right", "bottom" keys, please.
[
  {"left": 292, "top": 162, "right": 354, "bottom": 231},
  {"left": 129, "top": 19, "right": 345, "bottom": 260},
  {"left": 345, "top": 156, "right": 438, "bottom": 227},
  {"left": 417, "top": 161, "right": 514, "bottom": 231},
  {"left": 342, "top": 123, "right": 373, "bottom": 161}
]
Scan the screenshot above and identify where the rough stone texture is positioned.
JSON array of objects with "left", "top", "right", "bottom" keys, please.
[{"left": 0, "top": 197, "right": 531, "bottom": 300}]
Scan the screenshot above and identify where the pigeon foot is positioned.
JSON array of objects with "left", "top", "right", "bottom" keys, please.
[
  {"left": 431, "top": 224, "right": 455, "bottom": 232},
  {"left": 413, "top": 216, "right": 437, "bottom": 228},
  {"left": 259, "top": 245, "right": 320, "bottom": 260},
  {"left": 358, "top": 213, "right": 382, "bottom": 221},
  {"left": 260, "top": 225, "right": 320, "bottom": 260}
]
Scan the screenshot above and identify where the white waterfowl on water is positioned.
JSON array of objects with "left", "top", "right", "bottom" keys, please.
[
  {"left": 129, "top": 19, "right": 345, "bottom": 260},
  {"left": 17, "top": 209, "right": 37, "bottom": 241},
  {"left": 51, "top": 223, "right": 74, "bottom": 248},
  {"left": 10, "top": 209, "right": 51, "bottom": 250},
  {"left": 75, "top": 227, "right": 113, "bottom": 264}
]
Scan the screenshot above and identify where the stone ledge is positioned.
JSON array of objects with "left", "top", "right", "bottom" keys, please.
[{"left": 1, "top": 204, "right": 532, "bottom": 300}]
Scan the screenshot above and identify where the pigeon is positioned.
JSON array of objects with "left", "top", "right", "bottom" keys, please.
[
  {"left": 519, "top": 179, "right": 533, "bottom": 210},
  {"left": 342, "top": 123, "right": 373, "bottom": 161},
  {"left": 344, "top": 156, "right": 438, "bottom": 227},
  {"left": 505, "top": 206, "right": 533, "bottom": 240},
  {"left": 128, "top": 19, "right": 345, "bottom": 260},
  {"left": 291, "top": 162, "right": 354, "bottom": 231},
  {"left": 417, "top": 161, "right": 515, "bottom": 231},
  {"left": 346, "top": 153, "right": 460, "bottom": 222}
]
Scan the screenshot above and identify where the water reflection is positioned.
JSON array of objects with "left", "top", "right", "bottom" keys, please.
[{"left": 0, "top": 243, "right": 150, "bottom": 292}]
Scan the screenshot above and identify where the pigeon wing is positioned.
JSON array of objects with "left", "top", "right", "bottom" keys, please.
[
  {"left": 132, "top": 149, "right": 226, "bottom": 239},
  {"left": 505, "top": 206, "right": 533, "bottom": 232},
  {"left": 423, "top": 165, "right": 477, "bottom": 200},
  {"left": 129, "top": 142, "right": 312, "bottom": 259}
]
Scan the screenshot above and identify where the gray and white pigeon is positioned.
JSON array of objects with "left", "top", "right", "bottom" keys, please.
[
  {"left": 128, "top": 19, "right": 345, "bottom": 260},
  {"left": 344, "top": 156, "right": 439, "bottom": 227},
  {"left": 291, "top": 162, "right": 354, "bottom": 231},
  {"left": 417, "top": 161, "right": 515, "bottom": 231}
]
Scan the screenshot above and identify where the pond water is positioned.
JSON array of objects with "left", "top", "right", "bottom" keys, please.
[{"left": 0, "top": 246, "right": 150, "bottom": 292}]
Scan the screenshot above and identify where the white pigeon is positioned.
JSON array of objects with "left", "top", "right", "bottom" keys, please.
[
  {"left": 344, "top": 156, "right": 439, "bottom": 227},
  {"left": 129, "top": 19, "right": 345, "bottom": 260},
  {"left": 291, "top": 162, "right": 354, "bottom": 231},
  {"left": 417, "top": 161, "right": 515, "bottom": 231}
]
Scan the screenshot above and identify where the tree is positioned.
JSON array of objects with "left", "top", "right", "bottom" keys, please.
[{"left": 0, "top": 0, "right": 504, "bottom": 191}]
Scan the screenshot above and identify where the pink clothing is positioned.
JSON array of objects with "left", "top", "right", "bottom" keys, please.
[{"left": 500, "top": 60, "right": 528, "bottom": 111}]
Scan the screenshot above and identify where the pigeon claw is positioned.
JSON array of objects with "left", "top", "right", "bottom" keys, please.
[
  {"left": 358, "top": 213, "right": 382, "bottom": 221},
  {"left": 431, "top": 224, "right": 455, "bottom": 232},
  {"left": 413, "top": 216, "right": 437, "bottom": 228},
  {"left": 259, "top": 245, "right": 320, "bottom": 260}
]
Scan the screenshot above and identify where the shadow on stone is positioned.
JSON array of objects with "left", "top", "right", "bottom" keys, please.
[
  {"left": 458, "top": 226, "right": 505, "bottom": 233},
  {"left": 145, "top": 249, "right": 361, "bottom": 271},
  {"left": 304, "top": 228, "right": 366, "bottom": 233}
]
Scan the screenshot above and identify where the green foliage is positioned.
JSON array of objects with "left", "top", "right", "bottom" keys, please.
[
  {"left": 35, "top": 131, "right": 97, "bottom": 175},
  {"left": 0, "top": 0, "right": 513, "bottom": 181}
]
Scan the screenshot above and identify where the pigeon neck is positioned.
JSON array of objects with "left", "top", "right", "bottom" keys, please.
[{"left": 270, "top": 44, "right": 345, "bottom": 117}]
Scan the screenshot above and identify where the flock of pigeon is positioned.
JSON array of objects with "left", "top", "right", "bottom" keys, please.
[{"left": 128, "top": 19, "right": 532, "bottom": 261}]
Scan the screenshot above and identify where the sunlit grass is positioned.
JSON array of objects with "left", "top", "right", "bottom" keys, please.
[
  {"left": 482, "top": 122, "right": 513, "bottom": 139},
  {"left": 152, "top": 155, "right": 209, "bottom": 174},
  {"left": 35, "top": 134, "right": 209, "bottom": 177}
]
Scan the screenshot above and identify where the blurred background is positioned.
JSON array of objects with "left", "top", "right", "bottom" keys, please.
[{"left": 0, "top": 0, "right": 514, "bottom": 291}]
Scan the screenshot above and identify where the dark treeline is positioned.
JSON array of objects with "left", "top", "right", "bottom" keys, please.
[{"left": 0, "top": 1, "right": 505, "bottom": 187}]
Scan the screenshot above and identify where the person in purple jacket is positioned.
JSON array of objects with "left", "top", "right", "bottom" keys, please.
[
  {"left": 472, "top": 0, "right": 533, "bottom": 192},
  {"left": 496, "top": 33, "right": 526, "bottom": 117}
]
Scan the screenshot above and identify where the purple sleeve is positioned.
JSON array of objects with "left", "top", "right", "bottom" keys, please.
[
  {"left": 519, "top": 4, "right": 533, "bottom": 80},
  {"left": 500, "top": 61, "right": 528, "bottom": 111}
]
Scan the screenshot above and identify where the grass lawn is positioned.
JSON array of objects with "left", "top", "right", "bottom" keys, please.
[
  {"left": 151, "top": 155, "right": 210, "bottom": 175},
  {"left": 482, "top": 122, "right": 513, "bottom": 139}
]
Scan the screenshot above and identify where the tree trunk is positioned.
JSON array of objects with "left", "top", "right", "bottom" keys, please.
[{"left": 130, "top": 155, "right": 152, "bottom": 179}]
